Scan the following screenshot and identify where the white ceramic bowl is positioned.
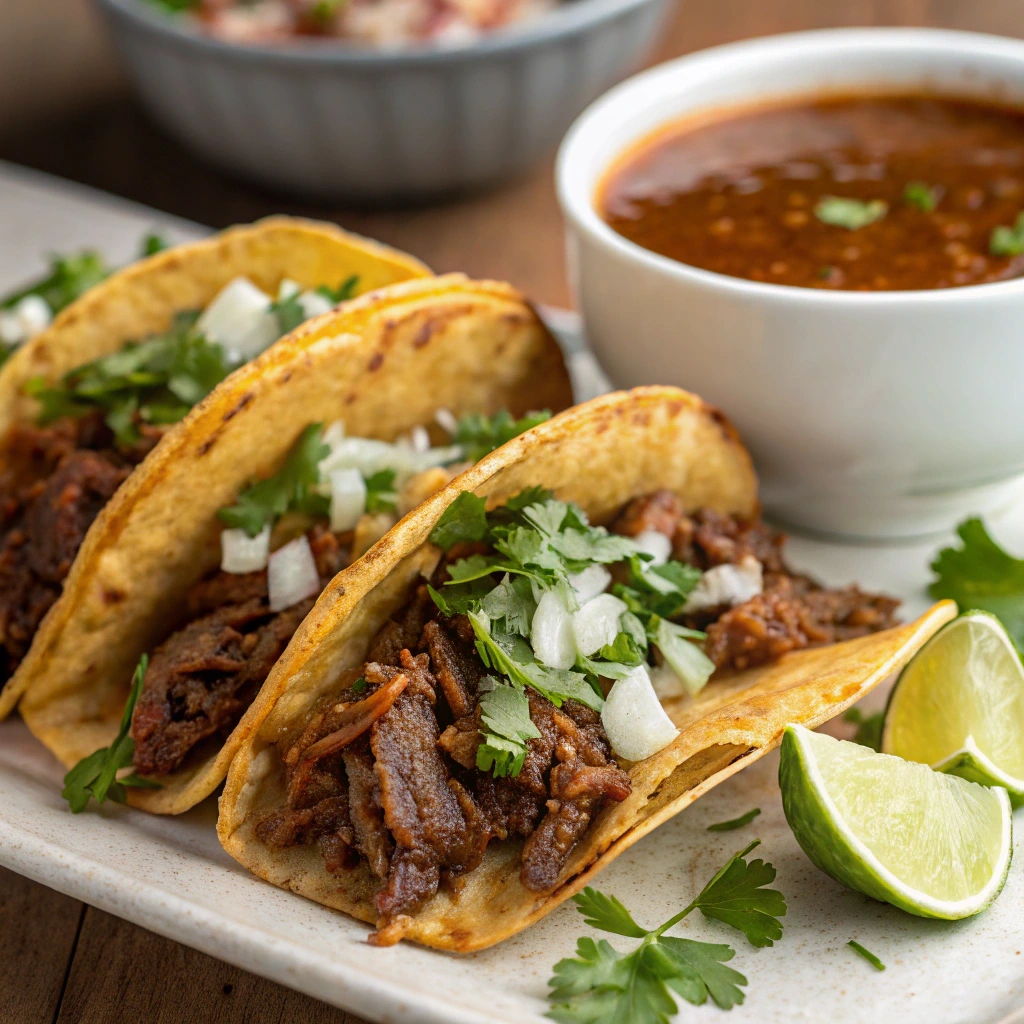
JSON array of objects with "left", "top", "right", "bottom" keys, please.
[
  {"left": 92, "top": 0, "right": 670, "bottom": 201},
  {"left": 557, "top": 28, "right": 1024, "bottom": 539}
]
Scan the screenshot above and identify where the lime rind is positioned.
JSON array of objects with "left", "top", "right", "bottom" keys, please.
[
  {"left": 934, "top": 738, "right": 1024, "bottom": 808},
  {"left": 882, "top": 610, "right": 1024, "bottom": 805},
  {"left": 780, "top": 724, "right": 1012, "bottom": 920}
]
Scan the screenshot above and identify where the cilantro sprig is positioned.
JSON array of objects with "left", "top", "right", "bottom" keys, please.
[
  {"left": 990, "top": 212, "right": 1024, "bottom": 257},
  {"left": 902, "top": 181, "right": 941, "bottom": 213},
  {"left": 218, "top": 423, "right": 330, "bottom": 537},
  {"left": 848, "top": 940, "right": 885, "bottom": 971},
  {"left": 707, "top": 808, "right": 761, "bottom": 832},
  {"left": 26, "top": 311, "right": 235, "bottom": 446},
  {"left": 930, "top": 517, "right": 1024, "bottom": 650},
  {"left": 814, "top": 196, "right": 888, "bottom": 230},
  {"left": 548, "top": 841, "right": 786, "bottom": 1021},
  {"left": 452, "top": 409, "right": 552, "bottom": 463},
  {"left": 2, "top": 251, "right": 110, "bottom": 315},
  {"left": 62, "top": 655, "right": 160, "bottom": 812},
  {"left": 843, "top": 707, "right": 884, "bottom": 751},
  {"left": 476, "top": 678, "right": 541, "bottom": 777}
]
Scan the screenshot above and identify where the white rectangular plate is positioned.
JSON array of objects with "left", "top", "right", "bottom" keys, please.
[{"left": 0, "top": 161, "right": 1022, "bottom": 1024}]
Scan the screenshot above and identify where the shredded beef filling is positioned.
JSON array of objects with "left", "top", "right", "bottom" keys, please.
[
  {"left": 613, "top": 492, "right": 899, "bottom": 670},
  {"left": 130, "top": 524, "right": 352, "bottom": 777},
  {"left": 0, "top": 415, "right": 162, "bottom": 684},
  {"left": 255, "top": 495, "right": 897, "bottom": 940}
]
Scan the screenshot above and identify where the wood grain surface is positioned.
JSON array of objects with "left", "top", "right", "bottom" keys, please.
[{"left": 0, "top": 1, "right": 1021, "bottom": 1021}]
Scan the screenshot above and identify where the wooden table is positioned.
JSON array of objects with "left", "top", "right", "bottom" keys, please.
[{"left": 0, "top": 1, "right": 1021, "bottom": 1020}]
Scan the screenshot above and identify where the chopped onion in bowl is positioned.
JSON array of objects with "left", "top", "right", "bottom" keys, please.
[
  {"left": 220, "top": 524, "right": 271, "bottom": 574},
  {"left": 654, "top": 619, "right": 715, "bottom": 697},
  {"left": 268, "top": 535, "right": 320, "bottom": 612},
  {"left": 531, "top": 589, "right": 576, "bottom": 669},
  {"left": 196, "top": 276, "right": 278, "bottom": 361},
  {"left": 633, "top": 529, "right": 671, "bottom": 566},
  {"left": 572, "top": 593, "right": 627, "bottom": 656},
  {"left": 410, "top": 425, "right": 431, "bottom": 453},
  {"left": 329, "top": 468, "right": 367, "bottom": 531},
  {"left": 568, "top": 564, "right": 612, "bottom": 606},
  {"left": 683, "top": 555, "right": 763, "bottom": 613},
  {"left": 601, "top": 664, "right": 679, "bottom": 762}
]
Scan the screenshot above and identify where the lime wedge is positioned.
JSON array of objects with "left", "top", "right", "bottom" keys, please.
[
  {"left": 882, "top": 611, "right": 1024, "bottom": 804},
  {"left": 780, "top": 724, "right": 1012, "bottom": 919}
]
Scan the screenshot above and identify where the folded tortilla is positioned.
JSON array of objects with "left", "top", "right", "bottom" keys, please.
[
  {"left": 17, "top": 275, "right": 572, "bottom": 813},
  {"left": 216, "top": 386, "right": 955, "bottom": 951},
  {"left": 0, "top": 216, "right": 429, "bottom": 722}
]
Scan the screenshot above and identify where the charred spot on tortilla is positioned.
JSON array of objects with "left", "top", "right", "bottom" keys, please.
[
  {"left": 222, "top": 393, "right": 255, "bottom": 424},
  {"left": 368, "top": 353, "right": 384, "bottom": 372},
  {"left": 102, "top": 588, "right": 125, "bottom": 606}
]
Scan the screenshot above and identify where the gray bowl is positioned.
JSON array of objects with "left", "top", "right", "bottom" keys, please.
[{"left": 92, "top": 0, "right": 671, "bottom": 201}]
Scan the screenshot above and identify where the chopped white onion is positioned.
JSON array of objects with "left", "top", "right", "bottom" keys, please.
[
  {"left": 435, "top": 407, "right": 459, "bottom": 435},
  {"left": 601, "top": 665, "right": 680, "bottom": 762},
  {"left": 318, "top": 435, "right": 462, "bottom": 487},
  {"left": 268, "top": 535, "right": 320, "bottom": 612},
  {"left": 410, "top": 425, "right": 431, "bottom": 454},
  {"left": 220, "top": 524, "right": 270, "bottom": 574},
  {"left": 683, "top": 555, "right": 763, "bottom": 613},
  {"left": 655, "top": 619, "right": 715, "bottom": 697},
  {"left": 633, "top": 529, "right": 672, "bottom": 566},
  {"left": 568, "top": 564, "right": 612, "bottom": 605},
  {"left": 297, "top": 289, "right": 333, "bottom": 320},
  {"left": 322, "top": 419, "right": 346, "bottom": 449},
  {"left": 277, "top": 279, "right": 302, "bottom": 300},
  {"left": 196, "top": 276, "right": 278, "bottom": 361},
  {"left": 572, "top": 593, "right": 627, "bottom": 657},
  {"left": 0, "top": 294, "right": 53, "bottom": 346},
  {"left": 329, "top": 468, "right": 367, "bottom": 531},
  {"left": 531, "top": 589, "right": 576, "bottom": 670}
]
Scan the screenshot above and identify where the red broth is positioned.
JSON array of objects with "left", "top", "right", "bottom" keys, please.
[{"left": 601, "top": 95, "right": 1024, "bottom": 291}]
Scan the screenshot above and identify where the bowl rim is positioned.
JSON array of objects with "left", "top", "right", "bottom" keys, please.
[
  {"left": 94, "top": 0, "right": 664, "bottom": 65},
  {"left": 556, "top": 26, "right": 1024, "bottom": 306}
]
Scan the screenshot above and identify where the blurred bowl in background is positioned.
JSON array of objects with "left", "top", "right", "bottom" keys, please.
[{"left": 92, "top": 0, "right": 671, "bottom": 201}]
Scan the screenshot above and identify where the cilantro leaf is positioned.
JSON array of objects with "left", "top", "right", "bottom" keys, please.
[
  {"left": 930, "top": 517, "right": 1024, "bottom": 649},
  {"left": 903, "top": 181, "right": 940, "bottom": 213},
  {"left": 848, "top": 940, "right": 885, "bottom": 971},
  {"left": 2, "top": 250, "right": 110, "bottom": 314},
  {"left": 990, "top": 212, "right": 1024, "bottom": 257},
  {"left": 364, "top": 468, "right": 398, "bottom": 513},
  {"left": 480, "top": 573, "right": 536, "bottom": 636},
  {"left": 270, "top": 293, "right": 306, "bottom": 335},
  {"left": 217, "top": 423, "right": 329, "bottom": 536},
  {"left": 707, "top": 808, "right": 761, "bottom": 832},
  {"left": 572, "top": 888, "right": 647, "bottom": 938},
  {"left": 692, "top": 840, "right": 786, "bottom": 947},
  {"left": 814, "top": 196, "right": 888, "bottom": 230},
  {"left": 430, "top": 491, "right": 488, "bottom": 549},
  {"left": 470, "top": 613, "right": 603, "bottom": 712},
  {"left": 317, "top": 275, "right": 360, "bottom": 303},
  {"left": 452, "top": 409, "right": 552, "bottom": 463},
  {"left": 548, "top": 843, "right": 783, "bottom": 1021},
  {"left": 27, "top": 311, "right": 233, "bottom": 445},
  {"left": 476, "top": 679, "right": 541, "bottom": 777},
  {"left": 62, "top": 655, "right": 160, "bottom": 812},
  {"left": 140, "top": 232, "right": 169, "bottom": 257},
  {"left": 843, "top": 707, "right": 884, "bottom": 751}
]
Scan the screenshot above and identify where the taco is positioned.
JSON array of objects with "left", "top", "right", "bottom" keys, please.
[
  {"left": 17, "top": 275, "right": 572, "bottom": 815},
  {"left": 216, "top": 386, "right": 955, "bottom": 951},
  {"left": 0, "top": 217, "right": 428, "bottom": 718}
]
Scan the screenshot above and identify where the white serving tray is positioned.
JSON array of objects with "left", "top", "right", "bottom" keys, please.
[{"left": 0, "top": 160, "right": 1023, "bottom": 1024}]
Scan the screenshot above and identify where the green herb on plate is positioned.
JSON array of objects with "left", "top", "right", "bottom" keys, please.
[
  {"left": 547, "top": 840, "right": 786, "bottom": 1021},
  {"left": 707, "top": 808, "right": 761, "bottom": 832},
  {"left": 843, "top": 707, "right": 884, "bottom": 752},
  {"left": 62, "top": 655, "right": 161, "bottom": 812},
  {"left": 847, "top": 940, "right": 885, "bottom": 971},
  {"left": 930, "top": 517, "right": 1024, "bottom": 650}
]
